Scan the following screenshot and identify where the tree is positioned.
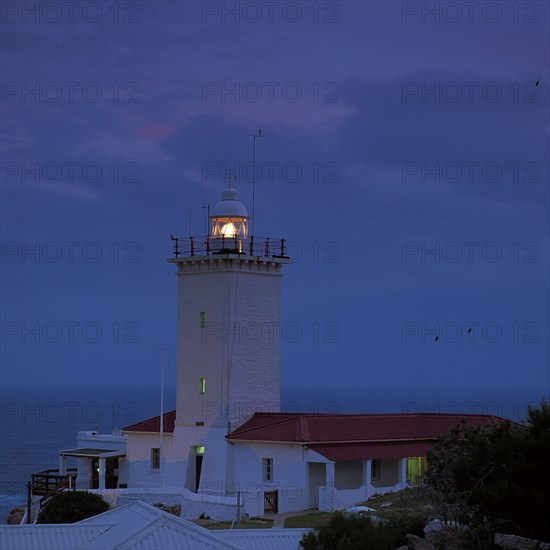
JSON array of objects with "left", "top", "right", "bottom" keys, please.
[
  {"left": 37, "top": 490, "right": 110, "bottom": 524},
  {"left": 425, "top": 401, "right": 550, "bottom": 546}
]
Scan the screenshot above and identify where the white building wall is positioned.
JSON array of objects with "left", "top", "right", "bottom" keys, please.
[
  {"left": 125, "top": 432, "right": 175, "bottom": 488},
  {"left": 372, "top": 458, "right": 399, "bottom": 489},
  {"left": 231, "top": 442, "right": 329, "bottom": 514},
  {"left": 173, "top": 257, "right": 287, "bottom": 431}
]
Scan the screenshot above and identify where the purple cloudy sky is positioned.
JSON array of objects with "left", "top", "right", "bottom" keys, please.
[{"left": 1, "top": 1, "right": 549, "bottom": 400}]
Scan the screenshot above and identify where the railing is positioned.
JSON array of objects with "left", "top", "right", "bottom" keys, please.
[
  {"left": 170, "top": 236, "right": 288, "bottom": 259},
  {"left": 31, "top": 468, "right": 77, "bottom": 499}
]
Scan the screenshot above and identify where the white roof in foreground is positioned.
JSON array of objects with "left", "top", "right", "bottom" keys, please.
[
  {"left": 0, "top": 502, "right": 309, "bottom": 550},
  {"left": 0, "top": 524, "right": 113, "bottom": 550},
  {"left": 216, "top": 528, "right": 311, "bottom": 550},
  {"left": 79, "top": 501, "right": 242, "bottom": 549}
]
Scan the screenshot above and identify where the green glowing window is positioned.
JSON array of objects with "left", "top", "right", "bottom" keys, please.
[
  {"left": 200, "top": 311, "right": 206, "bottom": 328},
  {"left": 199, "top": 377, "right": 206, "bottom": 394},
  {"left": 406, "top": 457, "right": 427, "bottom": 484},
  {"left": 195, "top": 446, "right": 205, "bottom": 455}
]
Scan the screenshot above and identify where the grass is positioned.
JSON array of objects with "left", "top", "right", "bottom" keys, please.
[
  {"left": 283, "top": 487, "right": 431, "bottom": 529},
  {"left": 198, "top": 518, "right": 274, "bottom": 530},
  {"left": 284, "top": 511, "right": 338, "bottom": 529},
  {"left": 360, "top": 486, "right": 432, "bottom": 519}
]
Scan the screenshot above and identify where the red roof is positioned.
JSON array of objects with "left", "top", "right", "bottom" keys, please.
[
  {"left": 123, "top": 410, "right": 176, "bottom": 433},
  {"left": 310, "top": 441, "right": 437, "bottom": 461},
  {"left": 226, "top": 412, "right": 508, "bottom": 460}
]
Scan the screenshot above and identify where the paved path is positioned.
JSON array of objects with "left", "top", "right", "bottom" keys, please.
[{"left": 256, "top": 510, "right": 309, "bottom": 528}]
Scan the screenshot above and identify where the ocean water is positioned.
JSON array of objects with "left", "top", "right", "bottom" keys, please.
[{"left": 1, "top": 384, "right": 546, "bottom": 522}]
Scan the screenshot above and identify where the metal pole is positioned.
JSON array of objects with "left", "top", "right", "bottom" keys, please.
[
  {"left": 27, "top": 482, "right": 32, "bottom": 524},
  {"left": 237, "top": 491, "right": 241, "bottom": 528},
  {"left": 159, "top": 348, "right": 167, "bottom": 487},
  {"left": 249, "top": 130, "right": 262, "bottom": 236}
]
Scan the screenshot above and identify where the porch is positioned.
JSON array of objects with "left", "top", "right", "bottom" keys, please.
[
  {"left": 58, "top": 448, "right": 126, "bottom": 491},
  {"left": 31, "top": 468, "right": 77, "bottom": 497},
  {"left": 312, "top": 456, "right": 426, "bottom": 512}
]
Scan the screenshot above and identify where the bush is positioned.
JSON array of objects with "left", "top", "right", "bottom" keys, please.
[
  {"left": 37, "top": 490, "right": 110, "bottom": 524},
  {"left": 299, "top": 512, "right": 426, "bottom": 550},
  {"left": 425, "top": 400, "right": 550, "bottom": 545}
]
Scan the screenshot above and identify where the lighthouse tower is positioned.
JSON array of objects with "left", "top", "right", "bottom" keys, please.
[{"left": 166, "top": 185, "right": 290, "bottom": 492}]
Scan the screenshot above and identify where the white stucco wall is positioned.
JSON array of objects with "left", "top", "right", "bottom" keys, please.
[
  {"left": 124, "top": 432, "right": 174, "bottom": 488},
  {"left": 173, "top": 256, "right": 288, "bottom": 431},
  {"left": 231, "top": 442, "right": 330, "bottom": 514},
  {"left": 372, "top": 458, "right": 399, "bottom": 489},
  {"left": 335, "top": 461, "right": 363, "bottom": 490}
]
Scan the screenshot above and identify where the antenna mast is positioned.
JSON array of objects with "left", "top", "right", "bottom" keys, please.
[{"left": 249, "top": 129, "right": 262, "bottom": 236}]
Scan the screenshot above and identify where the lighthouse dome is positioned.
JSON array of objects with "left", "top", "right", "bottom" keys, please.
[{"left": 210, "top": 187, "right": 249, "bottom": 218}]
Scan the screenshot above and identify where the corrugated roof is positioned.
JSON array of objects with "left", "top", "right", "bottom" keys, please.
[
  {"left": 80, "top": 501, "right": 243, "bottom": 549},
  {"left": 227, "top": 412, "right": 506, "bottom": 444},
  {"left": 59, "top": 448, "right": 124, "bottom": 458},
  {"left": 123, "top": 410, "right": 176, "bottom": 433},
  {"left": 0, "top": 524, "right": 113, "bottom": 550},
  {"left": 309, "top": 440, "right": 437, "bottom": 461},
  {"left": 217, "top": 528, "right": 311, "bottom": 550},
  {"left": 0, "top": 503, "right": 311, "bottom": 550}
]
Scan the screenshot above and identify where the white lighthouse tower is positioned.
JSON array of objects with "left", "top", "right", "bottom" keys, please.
[{"left": 165, "top": 184, "right": 290, "bottom": 493}]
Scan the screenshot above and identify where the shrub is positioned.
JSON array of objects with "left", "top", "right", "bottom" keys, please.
[
  {"left": 37, "top": 490, "right": 109, "bottom": 524},
  {"left": 299, "top": 511, "right": 426, "bottom": 550}
]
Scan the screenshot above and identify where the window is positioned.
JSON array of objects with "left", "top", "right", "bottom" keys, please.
[
  {"left": 199, "top": 377, "right": 206, "bottom": 394},
  {"left": 263, "top": 458, "right": 273, "bottom": 482},
  {"left": 151, "top": 448, "right": 160, "bottom": 470},
  {"left": 371, "top": 459, "right": 380, "bottom": 481},
  {"left": 200, "top": 311, "right": 206, "bottom": 328}
]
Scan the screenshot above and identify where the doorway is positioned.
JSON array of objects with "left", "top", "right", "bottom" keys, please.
[
  {"left": 194, "top": 446, "right": 204, "bottom": 492},
  {"left": 308, "top": 462, "right": 326, "bottom": 509}
]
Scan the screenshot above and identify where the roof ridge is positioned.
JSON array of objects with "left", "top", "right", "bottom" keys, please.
[{"left": 123, "top": 410, "right": 176, "bottom": 431}]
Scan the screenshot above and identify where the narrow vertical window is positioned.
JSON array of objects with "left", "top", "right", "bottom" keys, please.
[
  {"left": 263, "top": 457, "right": 273, "bottom": 482},
  {"left": 151, "top": 448, "right": 160, "bottom": 469},
  {"left": 199, "top": 377, "right": 206, "bottom": 394},
  {"left": 200, "top": 311, "right": 206, "bottom": 328}
]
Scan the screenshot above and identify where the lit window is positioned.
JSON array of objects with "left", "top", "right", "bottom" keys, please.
[
  {"left": 199, "top": 377, "right": 206, "bottom": 395},
  {"left": 200, "top": 311, "right": 206, "bottom": 328},
  {"left": 151, "top": 448, "right": 160, "bottom": 470},
  {"left": 195, "top": 446, "right": 205, "bottom": 455},
  {"left": 263, "top": 458, "right": 273, "bottom": 482}
]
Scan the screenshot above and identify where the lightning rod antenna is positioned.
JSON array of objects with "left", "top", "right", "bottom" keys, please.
[{"left": 249, "top": 129, "right": 262, "bottom": 236}]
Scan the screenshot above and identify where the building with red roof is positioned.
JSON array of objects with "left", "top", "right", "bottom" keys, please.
[
  {"left": 121, "top": 409, "right": 509, "bottom": 514},
  {"left": 52, "top": 186, "right": 513, "bottom": 518}
]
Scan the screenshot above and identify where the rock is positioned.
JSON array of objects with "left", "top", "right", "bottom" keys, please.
[
  {"left": 344, "top": 505, "right": 375, "bottom": 514},
  {"left": 424, "top": 519, "right": 469, "bottom": 549},
  {"left": 7, "top": 505, "right": 25, "bottom": 525},
  {"left": 494, "top": 533, "right": 550, "bottom": 550},
  {"left": 396, "top": 546, "right": 408, "bottom": 550},
  {"left": 153, "top": 503, "right": 182, "bottom": 517},
  {"left": 406, "top": 533, "right": 438, "bottom": 549}
]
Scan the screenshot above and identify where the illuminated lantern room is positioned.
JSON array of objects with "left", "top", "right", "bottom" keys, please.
[{"left": 209, "top": 185, "right": 249, "bottom": 245}]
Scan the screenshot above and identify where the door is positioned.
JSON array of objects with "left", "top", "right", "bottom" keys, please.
[
  {"left": 105, "top": 458, "right": 119, "bottom": 489},
  {"left": 195, "top": 454, "right": 203, "bottom": 492},
  {"left": 264, "top": 490, "right": 278, "bottom": 513},
  {"left": 91, "top": 458, "right": 99, "bottom": 489}
]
